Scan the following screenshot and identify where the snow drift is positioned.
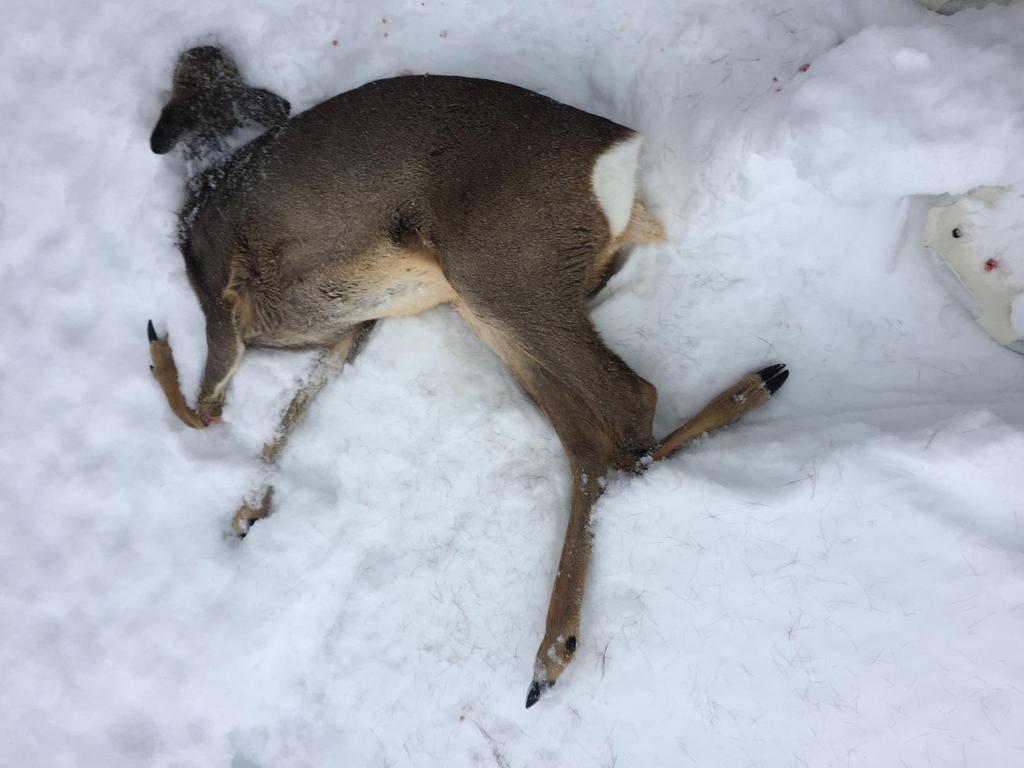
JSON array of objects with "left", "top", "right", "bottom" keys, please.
[{"left": 1, "top": 1, "right": 1023, "bottom": 766}]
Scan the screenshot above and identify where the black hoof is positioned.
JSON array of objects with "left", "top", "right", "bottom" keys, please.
[
  {"left": 525, "top": 680, "right": 555, "bottom": 709},
  {"left": 757, "top": 363, "right": 789, "bottom": 395},
  {"left": 147, "top": 319, "right": 158, "bottom": 343}
]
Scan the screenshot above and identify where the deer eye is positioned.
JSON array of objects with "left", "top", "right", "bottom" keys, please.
[{"left": 565, "top": 636, "right": 577, "bottom": 653}]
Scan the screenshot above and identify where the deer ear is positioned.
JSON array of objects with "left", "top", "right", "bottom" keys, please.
[
  {"left": 240, "top": 88, "right": 290, "bottom": 129},
  {"left": 150, "top": 102, "right": 195, "bottom": 154}
]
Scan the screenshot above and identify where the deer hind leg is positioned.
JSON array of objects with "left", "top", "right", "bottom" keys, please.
[
  {"left": 604, "top": 359, "right": 789, "bottom": 471},
  {"left": 586, "top": 201, "right": 668, "bottom": 297},
  {"left": 584, "top": 200, "right": 789, "bottom": 465},
  {"left": 453, "top": 291, "right": 656, "bottom": 707},
  {"left": 650, "top": 363, "right": 789, "bottom": 463}
]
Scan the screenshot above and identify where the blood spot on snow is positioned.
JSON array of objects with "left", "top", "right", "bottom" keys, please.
[
  {"left": 984, "top": 258, "right": 999, "bottom": 272},
  {"left": 799, "top": 63, "right": 810, "bottom": 72},
  {"left": 331, "top": 39, "right": 338, "bottom": 46},
  {"left": 440, "top": 30, "right": 448, "bottom": 38}
]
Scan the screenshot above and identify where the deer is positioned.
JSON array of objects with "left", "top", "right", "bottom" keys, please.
[{"left": 146, "top": 45, "right": 789, "bottom": 709}]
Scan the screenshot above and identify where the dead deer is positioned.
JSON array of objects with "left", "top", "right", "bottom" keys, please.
[{"left": 147, "top": 46, "right": 789, "bottom": 709}]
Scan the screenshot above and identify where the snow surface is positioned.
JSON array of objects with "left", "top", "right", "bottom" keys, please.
[{"left": 3, "top": 1, "right": 1024, "bottom": 766}]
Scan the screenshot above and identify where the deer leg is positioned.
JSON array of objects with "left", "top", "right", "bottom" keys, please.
[
  {"left": 650, "top": 363, "right": 789, "bottom": 463},
  {"left": 148, "top": 320, "right": 205, "bottom": 429},
  {"left": 453, "top": 295, "right": 655, "bottom": 707},
  {"left": 147, "top": 315, "right": 244, "bottom": 428},
  {"left": 512, "top": 358, "right": 788, "bottom": 706},
  {"left": 531, "top": 439, "right": 605, "bottom": 708},
  {"left": 231, "top": 322, "right": 375, "bottom": 536},
  {"left": 195, "top": 316, "right": 246, "bottom": 423}
]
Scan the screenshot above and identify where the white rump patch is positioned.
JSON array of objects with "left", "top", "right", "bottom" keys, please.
[{"left": 591, "top": 134, "right": 642, "bottom": 238}]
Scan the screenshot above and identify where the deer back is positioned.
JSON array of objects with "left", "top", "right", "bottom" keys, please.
[{"left": 171, "top": 72, "right": 640, "bottom": 347}]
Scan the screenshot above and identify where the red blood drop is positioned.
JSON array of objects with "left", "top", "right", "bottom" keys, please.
[
  {"left": 799, "top": 63, "right": 810, "bottom": 72},
  {"left": 331, "top": 39, "right": 338, "bottom": 46},
  {"left": 984, "top": 258, "right": 999, "bottom": 272}
]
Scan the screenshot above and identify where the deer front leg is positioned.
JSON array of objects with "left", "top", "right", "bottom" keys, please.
[
  {"left": 147, "top": 316, "right": 244, "bottom": 429},
  {"left": 148, "top": 320, "right": 205, "bottom": 429},
  {"left": 231, "top": 322, "right": 375, "bottom": 536},
  {"left": 195, "top": 315, "right": 246, "bottom": 424}
]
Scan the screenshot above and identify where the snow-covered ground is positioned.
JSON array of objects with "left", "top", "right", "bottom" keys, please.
[{"left": 3, "top": 1, "right": 1024, "bottom": 765}]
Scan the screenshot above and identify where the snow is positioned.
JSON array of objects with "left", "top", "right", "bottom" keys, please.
[
  {"left": 2, "top": 1, "right": 1024, "bottom": 766},
  {"left": 781, "top": 22, "right": 1024, "bottom": 202}
]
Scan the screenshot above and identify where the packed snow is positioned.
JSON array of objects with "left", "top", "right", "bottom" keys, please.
[{"left": 2, "top": 1, "right": 1023, "bottom": 766}]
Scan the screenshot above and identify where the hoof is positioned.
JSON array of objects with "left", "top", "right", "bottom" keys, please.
[
  {"left": 525, "top": 679, "right": 555, "bottom": 709},
  {"left": 756, "top": 363, "right": 789, "bottom": 395},
  {"left": 232, "top": 487, "right": 274, "bottom": 538}
]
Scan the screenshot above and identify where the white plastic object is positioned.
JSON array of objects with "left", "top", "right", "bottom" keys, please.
[{"left": 923, "top": 186, "right": 1024, "bottom": 353}]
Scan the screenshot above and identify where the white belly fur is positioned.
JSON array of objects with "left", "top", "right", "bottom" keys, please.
[{"left": 591, "top": 134, "right": 642, "bottom": 238}]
